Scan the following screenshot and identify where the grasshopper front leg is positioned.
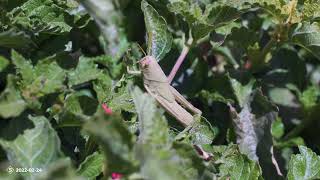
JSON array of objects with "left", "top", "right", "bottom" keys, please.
[{"left": 127, "top": 67, "right": 141, "bottom": 75}]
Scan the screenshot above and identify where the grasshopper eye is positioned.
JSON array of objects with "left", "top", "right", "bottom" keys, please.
[
  {"left": 139, "top": 58, "right": 150, "bottom": 68},
  {"left": 141, "top": 61, "right": 149, "bottom": 68}
]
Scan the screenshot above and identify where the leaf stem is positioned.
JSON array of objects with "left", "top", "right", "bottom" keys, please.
[
  {"left": 261, "top": 38, "right": 276, "bottom": 61},
  {"left": 168, "top": 38, "right": 193, "bottom": 83}
]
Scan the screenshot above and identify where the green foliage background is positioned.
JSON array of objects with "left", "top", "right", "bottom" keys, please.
[{"left": 0, "top": 0, "right": 319, "bottom": 179}]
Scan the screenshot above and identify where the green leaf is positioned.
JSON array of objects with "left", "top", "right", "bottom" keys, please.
[
  {"left": 226, "top": 26, "right": 259, "bottom": 49},
  {"left": 38, "top": 158, "right": 83, "bottom": 180},
  {"left": 93, "top": 74, "right": 112, "bottom": 103},
  {"left": 130, "top": 86, "right": 170, "bottom": 145},
  {"left": 230, "top": 78, "right": 255, "bottom": 108},
  {"left": 11, "top": 49, "right": 34, "bottom": 85},
  {"left": 141, "top": 0, "right": 173, "bottom": 61},
  {"left": 268, "top": 88, "right": 299, "bottom": 108},
  {"left": 0, "top": 172, "right": 20, "bottom": 180},
  {"left": 237, "top": 0, "right": 294, "bottom": 23},
  {"left": 302, "top": 0, "right": 320, "bottom": 21},
  {"left": 63, "top": 90, "right": 98, "bottom": 117},
  {"left": 177, "top": 117, "right": 216, "bottom": 145},
  {"left": 137, "top": 141, "right": 203, "bottom": 180},
  {"left": 56, "top": 90, "right": 98, "bottom": 127},
  {"left": 219, "top": 151, "right": 263, "bottom": 179},
  {"left": 8, "top": 0, "right": 73, "bottom": 34},
  {"left": 0, "top": 56, "right": 9, "bottom": 72},
  {"left": 79, "top": 0, "right": 128, "bottom": 59},
  {"left": 229, "top": 89, "right": 280, "bottom": 177},
  {"left": 31, "top": 59, "right": 66, "bottom": 95},
  {"left": 210, "top": 145, "right": 263, "bottom": 179},
  {"left": 168, "top": 0, "right": 247, "bottom": 40},
  {"left": 207, "top": 3, "right": 243, "bottom": 28},
  {"left": 247, "top": 42, "right": 273, "bottom": 71},
  {"left": 0, "top": 75, "right": 27, "bottom": 118},
  {"left": 106, "top": 80, "right": 135, "bottom": 113},
  {"left": 0, "top": 29, "right": 33, "bottom": 48},
  {"left": 168, "top": 1, "right": 212, "bottom": 40},
  {"left": 290, "top": 22, "right": 320, "bottom": 60},
  {"left": 212, "top": 45, "right": 240, "bottom": 68},
  {"left": 276, "top": 137, "right": 305, "bottom": 148},
  {"left": 137, "top": 149, "right": 189, "bottom": 180},
  {"left": 299, "top": 85, "right": 320, "bottom": 110},
  {"left": 198, "top": 90, "right": 235, "bottom": 104},
  {"left": 287, "top": 146, "right": 320, "bottom": 180},
  {"left": 267, "top": 48, "right": 307, "bottom": 89},
  {"left": 0, "top": 116, "right": 63, "bottom": 180},
  {"left": 189, "top": 120, "right": 216, "bottom": 145},
  {"left": 171, "top": 142, "right": 207, "bottom": 179},
  {"left": 90, "top": 55, "right": 123, "bottom": 78},
  {"left": 77, "top": 152, "right": 104, "bottom": 180},
  {"left": 168, "top": 1, "right": 204, "bottom": 25},
  {"left": 83, "top": 112, "right": 136, "bottom": 174},
  {"left": 271, "top": 117, "right": 284, "bottom": 139},
  {"left": 12, "top": 50, "right": 66, "bottom": 97},
  {"left": 68, "top": 56, "right": 103, "bottom": 87},
  {"left": 130, "top": 87, "right": 207, "bottom": 179}
]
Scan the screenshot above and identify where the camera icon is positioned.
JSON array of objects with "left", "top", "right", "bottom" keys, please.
[{"left": 7, "top": 166, "right": 14, "bottom": 174}]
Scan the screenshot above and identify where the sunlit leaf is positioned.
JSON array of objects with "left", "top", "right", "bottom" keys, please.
[
  {"left": 0, "top": 75, "right": 27, "bottom": 118},
  {"left": 77, "top": 152, "right": 104, "bottom": 180},
  {"left": 287, "top": 146, "right": 320, "bottom": 180},
  {"left": 290, "top": 22, "right": 320, "bottom": 60},
  {"left": 12, "top": 50, "right": 66, "bottom": 97},
  {"left": 8, "top": 0, "right": 74, "bottom": 34},
  {"left": 141, "top": 0, "right": 173, "bottom": 61},
  {"left": 68, "top": 56, "right": 102, "bottom": 87},
  {"left": 0, "top": 116, "right": 63, "bottom": 179}
]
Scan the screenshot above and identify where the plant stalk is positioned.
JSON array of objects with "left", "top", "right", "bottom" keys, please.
[
  {"left": 168, "top": 38, "right": 193, "bottom": 83},
  {"left": 261, "top": 38, "right": 276, "bottom": 60}
]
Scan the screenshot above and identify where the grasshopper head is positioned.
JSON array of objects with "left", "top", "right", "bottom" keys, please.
[{"left": 138, "top": 56, "right": 155, "bottom": 69}]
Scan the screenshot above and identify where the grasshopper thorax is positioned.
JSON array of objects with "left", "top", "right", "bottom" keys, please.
[{"left": 138, "top": 55, "right": 168, "bottom": 83}]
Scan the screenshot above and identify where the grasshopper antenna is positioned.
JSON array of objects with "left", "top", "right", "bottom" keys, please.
[{"left": 137, "top": 43, "right": 147, "bottom": 57}]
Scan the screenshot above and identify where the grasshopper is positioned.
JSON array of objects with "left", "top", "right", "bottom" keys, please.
[{"left": 128, "top": 54, "right": 202, "bottom": 127}]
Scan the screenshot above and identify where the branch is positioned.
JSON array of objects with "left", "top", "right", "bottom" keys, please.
[{"left": 168, "top": 38, "right": 193, "bottom": 83}]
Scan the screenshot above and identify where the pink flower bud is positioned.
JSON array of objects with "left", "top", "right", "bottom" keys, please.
[
  {"left": 111, "top": 172, "right": 122, "bottom": 180},
  {"left": 102, "top": 103, "right": 113, "bottom": 115}
]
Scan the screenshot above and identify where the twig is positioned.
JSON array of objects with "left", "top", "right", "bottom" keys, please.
[
  {"left": 168, "top": 38, "right": 193, "bottom": 83},
  {"left": 271, "top": 146, "right": 283, "bottom": 176},
  {"left": 261, "top": 38, "right": 276, "bottom": 61}
]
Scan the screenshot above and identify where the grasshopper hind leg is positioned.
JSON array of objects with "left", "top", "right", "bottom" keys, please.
[
  {"left": 169, "top": 86, "right": 202, "bottom": 115},
  {"left": 144, "top": 85, "right": 193, "bottom": 127}
]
